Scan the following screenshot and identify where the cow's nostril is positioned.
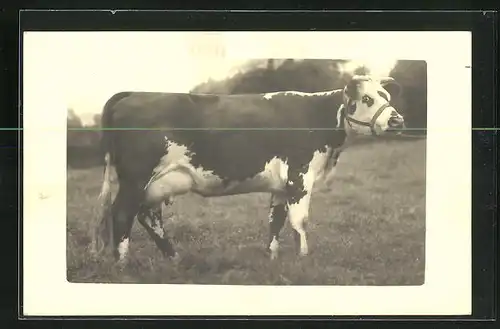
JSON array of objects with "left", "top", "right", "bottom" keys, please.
[{"left": 388, "top": 116, "right": 404, "bottom": 128}]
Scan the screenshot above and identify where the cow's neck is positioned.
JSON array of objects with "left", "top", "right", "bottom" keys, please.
[{"left": 336, "top": 99, "right": 360, "bottom": 143}]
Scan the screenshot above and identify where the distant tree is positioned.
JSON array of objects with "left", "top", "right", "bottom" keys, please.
[
  {"left": 354, "top": 65, "right": 371, "bottom": 75},
  {"left": 389, "top": 60, "right": 427, "bottom": 133},
  {"left": 67, "top": 108, "right": 82, "bottom": 147},
  {"left": 191, "top": 77, "right": 232, "bottom": 94},
  {"left": 93, "top": 113, "right": 102, "bottom": 127},
  {"left": 67, "top": 108, "right": 82, "bottom": 128},
  {"left": 191, "top": 59, "right": 349, "bottom": 95},
  {"left": 67, "top": 108, "right": 103, "bottom": 168}
]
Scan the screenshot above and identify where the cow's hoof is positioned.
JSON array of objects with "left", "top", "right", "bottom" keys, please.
[
  {"left": 90, "top": 242, "right": 106, "bottom": 259},
  {"left": 169, "top": 252, "right": 181, "bottom": 264}
]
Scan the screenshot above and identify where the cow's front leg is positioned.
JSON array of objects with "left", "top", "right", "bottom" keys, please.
[
  {"left": 286, "top": 171, "right": 314, "bottom": 257},
  {"left": 287, "top": 194, "right": 311, "bottom": 256},
  {"left": 268, "top": 193, "right": 288, "bottom": 260},
  {"left": 137, "top": 200, "right": 178, "bottom": 260}
]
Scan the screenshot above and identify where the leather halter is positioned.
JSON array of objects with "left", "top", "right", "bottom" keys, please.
[{"left": 344, "top": 102, "right": 392, "bottom": 136}]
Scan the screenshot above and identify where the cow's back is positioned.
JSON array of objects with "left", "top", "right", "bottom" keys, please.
[{"left": 103, "top": 90, "right": 345, "bottom": 185}]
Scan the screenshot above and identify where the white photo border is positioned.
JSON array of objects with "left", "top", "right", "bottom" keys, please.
[{"left": 22, "top": 31, "right": 471, "bottom": 316}]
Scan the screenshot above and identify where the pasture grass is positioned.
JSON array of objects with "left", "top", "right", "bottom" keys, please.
[{"left": 67, "top": 138, "right": 426, "bottom": 285}]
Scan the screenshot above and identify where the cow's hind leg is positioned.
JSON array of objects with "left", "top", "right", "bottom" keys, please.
[
  {"left": 111, "top": 182, "right": 141, "bottom": 263},
  {"left": 137, "top": 198, "right": 178, "bottom": 259},
  {"left": 268, "top": 194, "right": 287, "bottom": 260}
]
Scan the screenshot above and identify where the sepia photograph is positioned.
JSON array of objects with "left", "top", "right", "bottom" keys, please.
[
  {"left": 67, "top": 56, "right": 427, "bottom": 286},
  {"left": 23, "top": 31, "right": 471, "bottom": 316}
]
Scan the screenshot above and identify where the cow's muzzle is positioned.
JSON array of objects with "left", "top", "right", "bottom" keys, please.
[{"left": 387, "top": 113, "right": 405, "bottom": 132}]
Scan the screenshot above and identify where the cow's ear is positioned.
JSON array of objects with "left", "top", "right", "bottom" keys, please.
[{"left": 380, "top": 77, "right": 402, "bottom": 99}]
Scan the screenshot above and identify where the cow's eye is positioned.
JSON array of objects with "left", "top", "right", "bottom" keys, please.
[{"left": 361, "top": 95, "right": 374, "bottom": 107}]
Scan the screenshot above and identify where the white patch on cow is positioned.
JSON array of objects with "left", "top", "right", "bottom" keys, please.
[
  {"left": 313, "top": 90, "right": 336, "bottom": 97},
  {"left": 276, "top": 157, "right": 289, "bottom": 184},
  {"left": 269, "top": 236, "right": 279, "bottom": 260},
  {"left": 263, "top": 92, "right": 284, "bottom": 100},
  {"left": 304, "top": 150, "right": 329, "bottom": 188},
  {"left": 263, "top": 91, "right": 311, "bottom": 99},
  {"left": 309, "top": 148, "right": 334, "bottom": 183},
  {"left": 117, "top": 237, "right": 129, "bottom": 261},
  {"left": 263, "top": 90, "right": 335, "bottom": 100},
  {"left": 144, "top": 140, "right": 292, "bottom": 202},
  {"left": 336, "top": 104, "right": 345, "bottom": 128}
]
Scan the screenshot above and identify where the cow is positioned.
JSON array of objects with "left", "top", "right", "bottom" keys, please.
[{"left": 92, "top": 75, "right": 405, "bottom": 264}]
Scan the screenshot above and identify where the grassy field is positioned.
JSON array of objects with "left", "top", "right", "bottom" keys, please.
[{"left": 67, "top": 138, "right": 426, "bottom": 285}]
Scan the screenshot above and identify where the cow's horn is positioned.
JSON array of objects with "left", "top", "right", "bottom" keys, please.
[{"left": 380, "top": 77, "right": 395, "bottom": 84}]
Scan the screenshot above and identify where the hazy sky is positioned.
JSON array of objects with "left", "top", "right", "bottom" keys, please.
[
  {"left": 25, "top": 31, "right": 399, "bottom": 125},
  {"left": 39, "top": 33, "right": 251, "bottom": 115}
]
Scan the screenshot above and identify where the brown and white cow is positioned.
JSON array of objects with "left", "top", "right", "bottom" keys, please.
[{"left": 93, "top": 75, "right": 405, "bottom": 263}]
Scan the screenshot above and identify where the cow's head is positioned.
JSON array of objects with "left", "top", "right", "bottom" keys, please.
[{"left": 341, "top": 75, "right": 405, "bottom": 136}]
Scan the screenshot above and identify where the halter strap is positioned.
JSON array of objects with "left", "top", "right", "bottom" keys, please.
[{"left": 344, "top": 102, "right": 391, "bottom": 136}]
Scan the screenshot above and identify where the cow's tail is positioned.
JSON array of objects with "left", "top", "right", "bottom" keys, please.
[
  {"left": 91, "top": 92, "right": 131, "bottom": 256},
  {"left": 98, "top": 152, "right": 112, "bottom": 203}
]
